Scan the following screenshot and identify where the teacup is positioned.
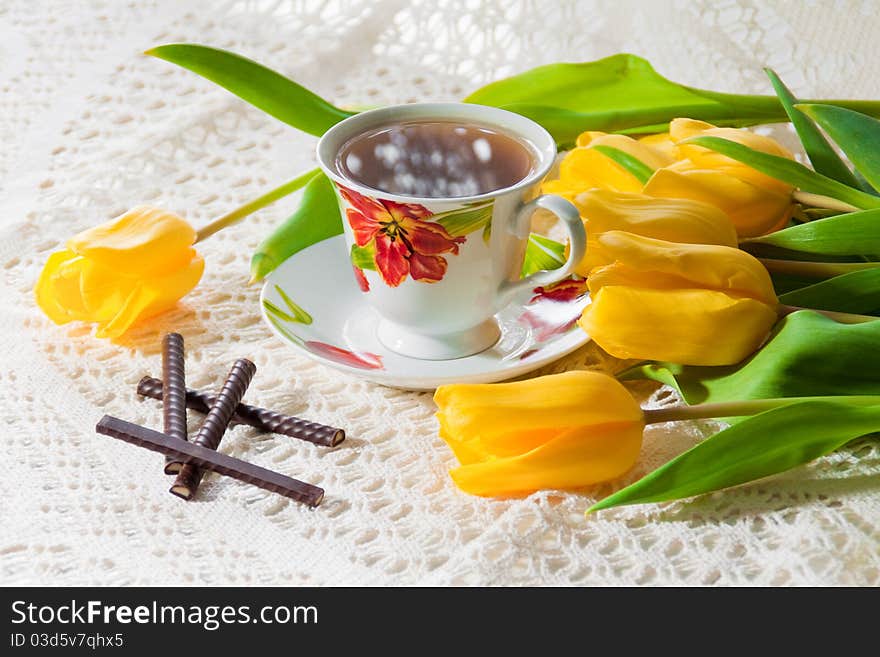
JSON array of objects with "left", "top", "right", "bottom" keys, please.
[{"left": 316, "top": 102, "right": 585, "bottom": 360}]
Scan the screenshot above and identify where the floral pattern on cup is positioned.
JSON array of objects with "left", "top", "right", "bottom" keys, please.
[
  {"left": 529, "top": 277, "right": 589, "bottom": 304},
  {"left": 263, "top": 287, "right": 384, "bottom": 370},
  {"left": 518, "top": 276, "right": 589, "bottom": 353},
  {"left": 338, "top": 185, "right": 466, "bottom": 288},
  {"left": 352, "top": 265, "right": 370, "bottom": 292},
  {"left": 303, "top": 341, "right": 384, "bottom": 370}
]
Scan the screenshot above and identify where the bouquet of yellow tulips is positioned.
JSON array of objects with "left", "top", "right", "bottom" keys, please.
[{"left": 34, "top": 45, "right": 880, "bottom": 513}]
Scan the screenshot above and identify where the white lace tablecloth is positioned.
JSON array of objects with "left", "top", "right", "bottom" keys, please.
[{"left": 3, "top": 0, "right": 879, "bottom": 586}]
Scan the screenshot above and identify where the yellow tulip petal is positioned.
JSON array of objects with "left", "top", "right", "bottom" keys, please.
[
  {"left": 637, "top": 132, "right": 679, "bottom": 161},
  {"left": 68, "top": 206, "right": 196, "bottom": 276},
  {"left": 575, "top": 131, "right": 608, "bottom": 148},
  {"left": 34, "top": 250, "right": 83, "bottom": 325},
  {"left": 95, "top": 252, "right": 204, "bottom": 339},
  {"left": 476, "top": 427, "right": 564, "bottom": 458},
  {"left": 671, "top": 118, "right": 794, "bottom": 162},
  {"left": 644, "top": 167, "right": 793, "bottom": 237},
  {"left": 588, "top": 262, "right": 697, "bottom": 293},
  {"left": 578, "top": 133, "right": 674, "bottom": 169},
  {"left": 713, "top": 164, "right": 792, "bottom": 196},
  {"left": 96, "top": 285, "right": 157, "bottom": 340},
  {"left": 439, "top": 433, "right": 492, "bottom": 466},
  {"left": 556, "top": 147, "right": 646, "bottom": 194},
  {"left": 667, "top": 118, "right": 715, "bottom": 138},
  {"left": 670, "top": 118, "right": 794, "bottom": 195},
  {"left": 440, "top": 427, "right": 564, "bottom": 465},
  {"left": 449, "top": 422, "right": 643, "bottom": 497},
  {"left": 573, "top": 190, "right": 736, "bottom": 243},
  {"left": 545, "top": 132, "right": 675, "bottom": 199},
  {"left": 591, "top": 231, "right": 777, "bottom": 305},
  {"left": 434, "top": 370, "right": 643, "bottom": 446},
  {"left": 78, "top": 258, "right": 136, "bottom": 320},
  {"left": 580, "top": 285, "right": 778, "bottom": 365},
  {"left": 541, "top": 178, "right": 591, "bottom": 201},
  {"left": 571, "top": 189, "right": 737, "bottom": 274}
]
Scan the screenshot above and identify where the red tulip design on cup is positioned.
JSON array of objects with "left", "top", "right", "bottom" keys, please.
[{"left": 339, "top": 185, "right": 466, "bottom": 287}]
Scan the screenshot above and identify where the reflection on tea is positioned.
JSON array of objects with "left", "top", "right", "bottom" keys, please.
[{"left": 336, "top": 120, "right": 535, "bottom": 198}]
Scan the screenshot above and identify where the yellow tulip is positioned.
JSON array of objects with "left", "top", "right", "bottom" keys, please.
[
  {"left": 35, "top": 206, "right": 204, "bottom": 339},
  {"left": 671, "top": 118, "right": 793, "bottom": 192},
  {"left": 644, "top": 164, "right": 793, "bottom": 238},
  {"left": 542, "top": 131, "right": 674, "bottom": 199},
  {"left": 569, "top": 189, "right": 738, "bottom": 276},
  {"left": 643, "top": 119, "right": 795, "bottom": 237},
  {"left": 434, "top": 370, "right": 644, "bottom": 497},
  {"left": 637, "top": 132, "right": 678, "bottom": 161},
  {"left": 580, "top": 231, "right": 778, "bottom": 365}
]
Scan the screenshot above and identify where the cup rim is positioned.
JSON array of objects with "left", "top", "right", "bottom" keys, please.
[{"left": 315, "top": 102, "right": 557, "bottom": 204}]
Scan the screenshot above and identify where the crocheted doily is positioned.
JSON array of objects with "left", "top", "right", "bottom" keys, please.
[{"left": 2, "top": 0, "right": 879, "bottom": 585}]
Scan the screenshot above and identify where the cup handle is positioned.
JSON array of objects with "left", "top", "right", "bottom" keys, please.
[{"left": 498, "top": 194, "right": 586, "bottom": 301}]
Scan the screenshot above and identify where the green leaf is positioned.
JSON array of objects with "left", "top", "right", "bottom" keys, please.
[
  {"left": 465, "top": 54, "right": 880, "bottom": 144},
  {"left": 350, "top": 243, "right": 377, "bottom": 271},
  {"left": 250, "top": 172, "right": 342, "bottom": 282},
  {"left": 146, "top": 44, "right": 354, "bottom": 136},
  {"left": 466, "top": 55, "right": 721, "bottom": 113},
  {"left": 432, "top": 202, "right": 494, "bottom": 237},
  {"left": 273, "top": 285, "right": 313, "bottom": 324},
  {"left": 764, "top": 69, "right": 860, "bottom": 188},
  {"left": 802, "top": 208, "right": 845, "bottom": 221},
  {"left": 620, "top": 311, "right": 880, "bottom": 404},
  {"left": 685, "top": 136, "right": 880, "bottom": 210},
  {"left": 761, "top": 258, "right": 880, "bottom": 282},
  {"left": 744, "top": 207, "right": 880, "bottom": 255},
  {"left": 854, "top": 170, "right": 879, "bottom": 196},
  {"left": 521, "top": 233, "right": 565, "bottom": 277},
  {"left": 490, "top": 105, "right": 762, "bottom": 146},
  {"left": 797, "top": 103, "right": 880, "bottom": 192},
  {"left": 770, "top": 271, "right": 826, "bottom": 295},
  {"left": 591, "top": 145, "right": 653, "bottom": 183},
  {"left": 589, "top": 400, "right": 880, "bottom": 512},
  {"left": 778, "top": 270, "right": 880, "bottom": 314},
  {"left": 465, "top": 55, "right": 778, "bottom": 146}
]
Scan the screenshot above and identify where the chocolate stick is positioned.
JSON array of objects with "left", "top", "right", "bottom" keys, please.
[
  {"left": 162, "top": 333, "right": 189, "bottom": 474},
  {"left": 95, "top": 416, "right": 323, "bottom": 507},
  {"left": 137, "top": 377, "right": 344, "bottom": 447},
  {"left": 170, "top": 359, "right": 256, "bottom": 500}
]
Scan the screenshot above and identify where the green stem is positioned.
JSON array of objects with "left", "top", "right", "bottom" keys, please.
[
  {"left": 643, "top": 395, "right": 880, "bottom": 424},
  {"left": 194, "top": 167, "right": 320, "bottom": 243},
  {"left": 758, "top": 257, "right": 880, "bottom": 278},
  {"left": 791, "top": 190, "right": 860, "bottom": 213},
  {"left": 778, "top": 304, "right": 878, "bottom": 324}
]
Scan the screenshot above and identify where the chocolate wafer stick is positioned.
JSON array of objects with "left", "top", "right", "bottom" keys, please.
[
  {"left": 137, "top": 377, "right": 344, "bottom": 447},
  {"left": 170, "top": 359, "right": 256, "bottom": 500},
  {"left": 95, "top": 416, "right": 323, "bottom": 506},
  {"left": 162, "top": 333, "right": 189, "bottom": 474}
]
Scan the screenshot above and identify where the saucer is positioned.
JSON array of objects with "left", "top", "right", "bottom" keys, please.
[{"left": 259, "top": 235, "right": 591, "bottom": 390}]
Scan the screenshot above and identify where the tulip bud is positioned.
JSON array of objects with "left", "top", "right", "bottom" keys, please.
[
  {"left": 580, "top": 231, "right": 778, "bottom": 366},
  {"left": 435, "top": 370, "right": 644, "bottom": 497},
  {"left": 643, "top": 119, "right": 795, "bottom": 237},
  {"left": 569, "top": 189, "right": 738, "bottom": 276},
  {"left": 35, "top": 206, "right": 204, "bottom": 339},
  {"left": 542, "top": 131, "right": 674, "bottom": 199}
]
